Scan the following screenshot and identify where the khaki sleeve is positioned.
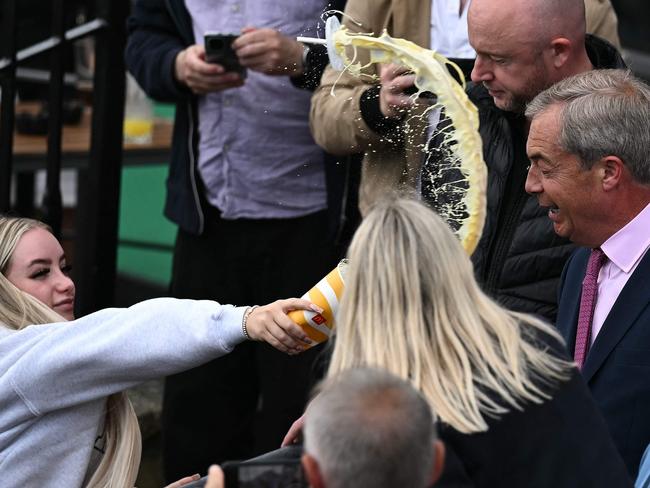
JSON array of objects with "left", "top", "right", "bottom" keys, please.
[
  {"left": 309, "top": 0, "right": 394, "bottom": 156},
  {"left": 584, "top": 0, "right": 621, "bottom": 48}
]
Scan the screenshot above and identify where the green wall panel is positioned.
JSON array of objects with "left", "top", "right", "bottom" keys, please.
[
  {"left": 119, "top": 165, "right": 176, "bottom": 245},
  {"left": 117, "top": 164, "right": 177, "bottom": 286},
  {"left": 153, "top": 103, "right": 175, "bottom": 120},
  {"left": 117, "top": 101, "right": 176, "bottom": 286},
  {"left": 117, "top": 246, "right": 173, "bottom": 285}
]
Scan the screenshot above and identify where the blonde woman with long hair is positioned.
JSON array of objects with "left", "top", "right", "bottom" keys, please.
[
  {"left": 0, "top": 215, "right": 318, "bottom": 488},
  {"left": 326, "top": 198, "right": 631, "bottom": 487}
]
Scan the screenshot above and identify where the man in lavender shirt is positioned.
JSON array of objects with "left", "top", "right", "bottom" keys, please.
[
  {"left": 126, "top": 0, "right": 337, "bottom": 481},
  {"left": 525, "top": 69, "right": 650, "bottom": 477}
]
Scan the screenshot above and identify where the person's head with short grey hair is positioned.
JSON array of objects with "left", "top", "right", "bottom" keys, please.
[
  {"left": 525, "top": 69, "right": 650, "bottom": 247},
  {"left": 468, "top": 0, "right": 592, "bottom": 113},
  {"left": 301, "top": 367, "right": 444, "bottom": 488},
  {"left": 526, "top": 69, "right": 650, "bottom": 184}
]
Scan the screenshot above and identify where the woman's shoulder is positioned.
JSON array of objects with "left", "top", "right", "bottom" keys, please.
[{"left": 437, "top": 370, "right": 631, "bottom": 487}]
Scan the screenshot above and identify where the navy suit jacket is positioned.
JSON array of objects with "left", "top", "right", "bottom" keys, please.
[{"left": 556, "top": 247, "right": 650, "bottom": 476}]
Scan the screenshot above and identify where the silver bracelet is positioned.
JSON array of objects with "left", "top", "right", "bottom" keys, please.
[{"left": 242, "top": 305, "right": 259, "bottom": 340}]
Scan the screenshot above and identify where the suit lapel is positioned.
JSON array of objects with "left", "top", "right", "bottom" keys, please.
[
  {"left": 391, "top": 0, "right": 431, "bottom": 48},
  {"left": 582, "top": 249, "right": 650, "bottom": 382},
  {"left": 556, "top": 249, "right": 589, "bottom": 348}
]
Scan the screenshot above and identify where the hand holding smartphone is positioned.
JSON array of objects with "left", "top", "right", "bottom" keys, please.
[
  {"left": 222, "top": 459, "right": 306, "bottom": 487},
  {"left": 204, "top": 32, "right": 247, "bottom": 78},
  {"left": 179, "top": 459, "right": 306, "bottom": 488},
  {"left": 179, "top": 445, "right": 306, "bottom": 488}
]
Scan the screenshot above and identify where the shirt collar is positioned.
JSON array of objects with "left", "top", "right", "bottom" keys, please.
[{"left": 601, "top": 203, "right": 650, "bottom": 273}]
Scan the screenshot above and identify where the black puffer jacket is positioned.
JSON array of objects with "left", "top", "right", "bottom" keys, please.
[{"left": 422, "top": 35, "right": 625, "bottom": 322}]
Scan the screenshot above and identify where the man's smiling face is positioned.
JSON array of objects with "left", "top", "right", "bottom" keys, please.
[{"left": 525, "top": 104, "right": 603, "bottom": 247}]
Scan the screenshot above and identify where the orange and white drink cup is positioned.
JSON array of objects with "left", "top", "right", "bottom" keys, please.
[{"left": 289, "top": 259, "right": 347, "bottom": 348}]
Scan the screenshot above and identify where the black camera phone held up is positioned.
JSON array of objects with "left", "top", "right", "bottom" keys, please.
[
  {"left": 204, "top": 32, "right": 247, "bottom": 78},
  {"left": 222, "top": 459, "right": 306, "bottom": 487}
]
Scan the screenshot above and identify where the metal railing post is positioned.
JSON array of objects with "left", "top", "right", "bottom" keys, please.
[
  {"left": 42, "top": 0, "right": 66, "bottom": 237},
  {"left": 73, "top": 0, "right": 129, "bottom": 315},
  {"left": 0, "top": 0, "right": 18, "bottom": 212}
]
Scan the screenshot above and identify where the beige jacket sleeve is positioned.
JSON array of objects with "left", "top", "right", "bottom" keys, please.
[
  {"left": 310, "top": 0, "right": 397, "bottom": 156},
  {"left": 585, "top": 0, "right": 620, "bottom": 48}
]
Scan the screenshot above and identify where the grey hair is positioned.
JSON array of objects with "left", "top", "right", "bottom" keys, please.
[
  {"left": 529, "top": 0, "right": 585, "bottom": 41},
  {"left": 304, "top": 367, "right": 436, "bottom": 488},
  {"left": 526, "top": 69, "right": 650, "bottom": 184}
]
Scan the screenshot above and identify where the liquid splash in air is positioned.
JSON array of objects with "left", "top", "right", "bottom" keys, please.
[{"left": 309, "top": 16, "right": 488, "bottom": 255}]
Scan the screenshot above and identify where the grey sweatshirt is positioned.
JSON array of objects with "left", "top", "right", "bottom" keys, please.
[{"left": 0, "top": 297, "right": 246, "bottom": 487}]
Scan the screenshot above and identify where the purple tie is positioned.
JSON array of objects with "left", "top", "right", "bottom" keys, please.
[{"left": 574, "top": 248, "right": 608, "bottom": 369}]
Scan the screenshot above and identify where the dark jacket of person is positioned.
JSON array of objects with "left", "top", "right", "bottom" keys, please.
[
  {"left": 556, "top": 246, "right": 650, "bottom": 476},
  {"left": 437, "top": 327, "right": 633, "bottom": 488},
  {"left": 125, "top": 0, "right": 359, "bottom": 245},
  {"left": 125, "top": 0, "right": 203, "bottom": 234},
  {"left": 422, "top": 35, "right": 625, "bottom": 323}
]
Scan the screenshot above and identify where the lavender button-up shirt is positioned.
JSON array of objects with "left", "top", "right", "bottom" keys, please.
[
  {"left": 592, "top": 203, "right": 650, "bottom": 344},
  {"left": 186, "top": 0, "right": 327, "bottom": 219}
]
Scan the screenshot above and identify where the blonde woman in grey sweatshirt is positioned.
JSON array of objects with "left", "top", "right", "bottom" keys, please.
[{"left": 0, "top": 216, "right": 317, "bottom": 488}]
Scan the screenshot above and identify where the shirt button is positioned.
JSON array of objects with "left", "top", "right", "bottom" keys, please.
[{"left": 231, "top": 4, "right": 240, "bottom": 12}]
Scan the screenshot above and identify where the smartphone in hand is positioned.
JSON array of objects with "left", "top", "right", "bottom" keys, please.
[
  {"left": 204, "top": 32, "right": 247, "bottom": 78},
  {"left": 222, "top": 459, "right": 307, "bottom": 487}
]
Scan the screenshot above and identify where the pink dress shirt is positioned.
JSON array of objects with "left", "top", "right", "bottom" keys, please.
[{"left": 592, "top": 203, "right": 650, "bottom": 344}]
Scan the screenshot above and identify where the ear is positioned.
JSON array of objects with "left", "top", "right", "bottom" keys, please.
[
  {"left": 548, "top": 37, "right": 571, "bottom": 69},
  {"left": 430, "top": 440, "right": 446, "bottom": 485},
  {"left": 599, "top": 155, "right": 624, "bottom": 192},
  {"left": 302, "top": 453, "right": 325, "bottom": 488}
]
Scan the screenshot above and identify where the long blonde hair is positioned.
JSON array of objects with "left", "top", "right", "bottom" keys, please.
[
  {"left": 328, "top": 199, "right": 572, "bottom": 433},
  {"left": 0, "top": 216, "right": 141, "bottom": 487}
]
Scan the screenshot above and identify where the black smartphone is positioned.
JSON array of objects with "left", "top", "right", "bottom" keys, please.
[
  {"left": 222, "top": 459, "right": 307, "bottom": 488},
  {"left": 204, "top": 32, "right": 247, "bottom": 77}
]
